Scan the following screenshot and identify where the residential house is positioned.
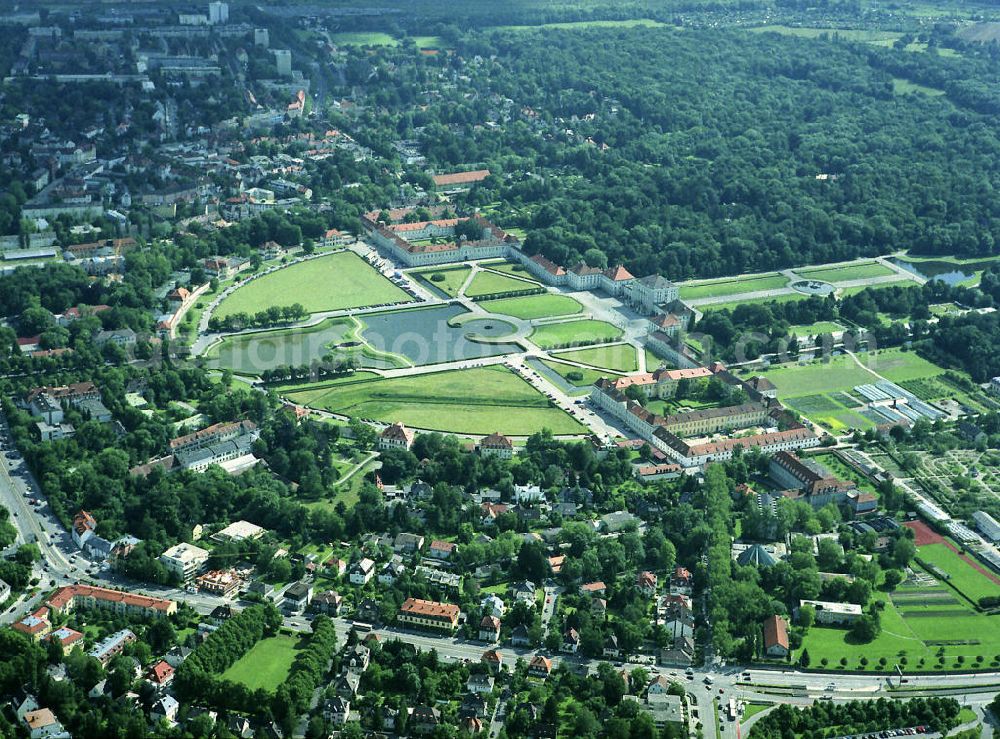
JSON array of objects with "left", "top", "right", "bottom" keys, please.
[
  {"left": 409, "top": 705, "right": 441, "bottom": 735},
  {"left": 428, "top": 539, "right": 456, "bottom": 560},
  {"left": 467, "top": 673, "right": 495, "bottom": 695},
  {"left": 479, "top": 615, "right": 501, "bottom": 642},
  {"left": 323, "top": 697, "right": 350, "bottom": 726},
  {"left": 763, "top": 614, "right": 790, "bottom": 659},
  {"left": 151, "top": 695, "right": 179, "bottom": 724},
  {"left": 23, "top": 708, "right": 68, "bottom": 739},
  {"left": 479, "top": 431, "right": 513, "bottom": 459},
  {"left": 393, "top": 532, "right": 425, "bottom": 554},
  {"left": 379, "top": 421, "right": 414, "bottom": 450},
  {"left": 349, "top": 557, "right": 375, "bottom": 585},
  {"left": 798, "top": 599, "right": 863, "bottom": 625},
  {"left": 378, "top": 557, "right": 406, "bottom": 586},
  {"left": 561, "top": 627, "right": 580, "bottom": 653},
  {"left": 603, "top": 634, "right": 622, "bottom": 660},
  {"left": 481, "top": 649, "right": 504, "bottom": 674},
  {"left": 528, "top": 655, "right": 552, "bottom": 679},
  {"left": 511, "top": 580, "right": 537, "bottom": 604},
  {"left": 335, "top": 672, "right": 360, "bottom": 699},
  {"left": 580, "top": 581, "right": 607, "bottom": 597},
  {"left": 637, "top": 571, "right": 657, "bottom": 597},
  {"left": 397, "top": 598, "right": 460, "bottom": 632},
  {"left": 345, "top": 644, "right": 371, "bottom": 675},
  {"left": 510, "top": 624, "right": 531, "bottom": 647},
  {"left": 591, "top": 598, "right": 607, "bottom": 620},
  {"left": 669, "top": 567, "right": 693, "bottom": 595},
  {"left": 659, "top": 636, "right": 695, "bottom": 667},
  {"left": 313, "top": 590, "right": 342, "bottom": 615},
  {"left": 481, "top": 594, "right": 505, "bottom": 619},
  {"left": 88, "top": 629, "right": 136, "bottom": 665},
  {"left": 514, "top": 484, "right": 544, "bottom": 503},
  {"left": 159, "top": 542, "right": 210, "bottom": 582},
  {"left": 283, "top": 582, "right": 313, "bottom": 614},
  {"left": 146, "top": 660, "right": 175, "bottom": 687}
]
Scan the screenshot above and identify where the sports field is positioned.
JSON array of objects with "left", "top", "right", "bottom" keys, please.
[
  {"left": 221, "top": 635, "right": 302, "bottom": 691},
  {"left": 480, "top": 293, "right": 583, "bottom": 320},
  {"left": 552, "top": 343, "right": 639, "bottom": 373},
  {"left": 216, "top": 252, "right": 409, "bottom": 318},
  {"left": 917, "top": 542, "right": 1000, "bottom": 604},
  {"left": 331, "top": 31, "right": 400, "bottom": 46},
  {"left": 412, "top": 266, "right": 472, "bottom": 297},
  {"left": 679, "top": 273, "right": 787, "bottom": 300},
  {"left": 795, "top": 262, "right": 896, "bottom": 283},
  {"left": 281, "top": 365, "right": 586, "bottom": 435},
  {"left": 465, "top": 270, "right": 540, "bottom": 297},
  {"left": 529, "top": 319, "right": 624, "bottom": 349}
]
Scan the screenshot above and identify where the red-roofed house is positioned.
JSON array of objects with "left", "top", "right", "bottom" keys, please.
[
  {"left": 763, "top": 614, "right": 789, "bottom": 658},
  {"left": 428, "top": 540, "right": 456, "bottom": 560},
  {"left": 528, "top": 655, "right": 552, "bottom": 679},
  {"left": 479, "top": 615, "right": 501, "bottom": 642},
  {"left": 670, "top": 567, "right": 693, "bottom": 595},
  {"left": 637, "top": 571, "right": 658, "bottom": 597},
  {"left": 147, "top": 660, "right": 175, "bottom": 686},
  {"left": 13, "top": 607, "right": 51, "bottom": 640},
  {"left": 379, "top": 422, "right": 414, "bottom": 451}
]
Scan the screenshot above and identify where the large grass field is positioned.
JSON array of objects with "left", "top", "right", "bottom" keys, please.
[
  {"left": 331, "top": 31, "right": 400, "bottom": 46},
  {"left": 216, "top": 252, "right": 409, "bottom": 318},
  {"left": 465, "top": 270, "right": 540, "bottom": 297},
  {"left": 281, "top": 365, "right": 586, "bottom": 435},
  {"left": 699, "top": 292, "right": 807, "bottom": 313},
  {"left": 679, "top": 273, "right": 787, "bottom": 300},
  {"left": 917, "top": 543, "right": 1000, "bottom": 604},
  {"left": 221, "top": 635, "right": 302, "bottom": 692},
  {"left": 868, "top": 348, "right": 947, "bottom": 383},
  {"left": 790, "top": 321, "right": 844, "bottom": 337},
  {"left": 411, "top": 266, "right": 472, "bottom": 297},
  {"left": 480, "top": 293, "right": 583, "bottom": 320},
  {"left": 758, "top": 355, "right": 877, "bottom": 399},
  {"left": 529, "top": 319, "right": 624, "bottom": 349},
  {"left": 538, "top": 359, "right": 614, "bottom": 394},
  {"left": 551, "top": 343, "right": 639, "bottom": 373},
  {"left": 794, "top": 262, "right": 896, "bottom": 283},
  {"left": 748, "top": 25, "right": 904, "bottom": 45},
  {"left": 494, "top": 18, "right": 667, "bottom": 32}
]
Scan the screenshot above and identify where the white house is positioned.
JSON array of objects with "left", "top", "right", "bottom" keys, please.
[{"left": 349, "top": 558, "right": 375, "bottom": 585}]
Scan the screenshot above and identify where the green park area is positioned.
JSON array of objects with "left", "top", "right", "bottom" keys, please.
[
  {"left": 331, "top": 31, "right": 401, "bottom": 46},
  {"left": 917, "top": 542, "right": 1000, "bottom": 604},
  {"left": 487, "top": 262, "right": 533, "bottom": 278},
  {"left": 748, "top": 25, "right": 904, "bottom": 44},
  {"left": 552, "top": 343, "right": 639, "bottom": 373},
  {"left": 496, "top": 18, "right": 667, "bottom": 32},
  {"left": 678, "top": 273, "right": 787, "bottom": 301},
  {"left": 221, "top": 635, "right": 302, "bottom": 692},
  {"left": 538, "top": 359, "right": 613, "bottom": 394},
  {"left": 867, "top": 348, "right": 948, "bottom": 383},
  {"left": 790, "top": 321, "right": 844, "bottom": 337},
  {"left": 412, "top": 265, "right": 472, "bottom": 297},
  {"left": 529, "top": 319, "right": 624, "bottom": 349},
  {"left": 281, "top": 365, "right": 587, "bottom": 436},
  {"left": 465, "top": 270, "right": 540, "bottom": 298},
  {"left": 480, "top": 293, "right": 583, "bottom": 320},
  {"left": 699, "top": 292, "right": 807, "bottom": 313},
  {"left": 794, "top": 262, "right": 896, "bottom": 283},
  {"left": 215, "top": 252, "right": 409, "bottom": 319}
]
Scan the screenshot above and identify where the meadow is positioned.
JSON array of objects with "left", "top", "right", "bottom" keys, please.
[
  {"left": 551, "top": 343, "right": 639, "bottom": 373},
  {"left": 465, "top": 270, "right": 541, "bottom": 297},
  {"left": 678, "top": 273, "right": 787, "bottom": 300},
  {"left": 480, "top": 293, "right": 583, "bottom": 320},
  {"left": 281, "top": 366, "right": 586, "bottom": 435},
  {"left": 529, "top": 319, "right": 624, "bottom": 349},
  {"left": 794, "top": 262, "right": 896, "bottom": 283},
  {"left": 221, "top": 635, "right": 302, "bottom": 691},
  {"left": 215, "top": 252, "right": 409, "bottom": 318}
]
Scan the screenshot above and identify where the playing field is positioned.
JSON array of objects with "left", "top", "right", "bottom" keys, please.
[
  {"left": 917, "top": 542, "right": 1000, "bottom": 604},
  {"left": 412, "top": 266, "right": 472, "bottom": 297},
  {"left": 480, "top": 293, "right": 583, "bottom": 320},
  {"left": 679, "top": 273, "right": 787, "bottom": 300},
  {"left": 331, "top": 31, "right": 400, "bottom": 46},
  {"left": 281, "top": 365, "right": 587, "bottom": 435},
  {"left": 221, "top": 635, "right": 302, "bottom": 691},
  {"left": 216, "top": 252, "right": 410, "bottom": 318},
  {"left": 465, "top": 270, "right": 540, "bottom": 297},
  {"left": 552, "top": 343, "right": 639, "bottom": 373},
  {"left": 529, "top": 319, "right": 623, "bottom": 349},
  {"left": 795, "top": 262, "right": 896, "bottom": 283}
]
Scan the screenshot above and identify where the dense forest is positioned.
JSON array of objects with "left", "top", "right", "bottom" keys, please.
[{"left": 387, "top": 27, "right": 1000, "bottom": 279}]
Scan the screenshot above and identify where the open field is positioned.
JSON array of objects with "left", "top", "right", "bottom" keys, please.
[
  {"left": 529, "top": 319, "right": 624, "bottom": 349},
  {"left": 331, "top": 31, "right": 400, "bottom": 46},
  {"left": 794, "top": 262, "right": 896, "bottom": 283},
  {"left": 868, "top": 348, "right": 948, "bottom": 383},
  {"left": 221, "top": 635, "right": 302, "bottom": 691},
  {"left": 757, "top": 355, "right": 877, "bottom": 399},
  {"left": 538, "top": 359, "right": 614, "bottom": 393},
  {"left": 551, "top": 343, "right": 639, "bottom": 373},
  {"left": 487, "top": 262, "right": 532, "bottom": 278},
  {"left": 494, "top": 18, "right": 668, "bottom": 32},
  {"left": 281, "top": 366, "right": 586, "bottom": 435},
  {"left": 892, "top": 78, "right": 946, "bottom": 96},
  {"left": 411, "top": 266, "right": 472, "bottom": 297},
  {"left": 699, "top": 292, "right": 807, "bottom": 313},
  {"left": 216, "top": 252, "right": 409, "bottom": 318},
  {"left": 797, "top": 590, "right": 1000, "bottom": 670},
  {"left": 790, "top": 321, "right": 844, "bottom": 337},
  {"left": 465, "top": 270, "right": 540, "bottom": 297},
  {"left": 748, "top": 25, "right": 904, "bottom": 45},
  {"left": 838, "top": 279, "right": 920, "bottom": 297},
  {"left": 917, "top": 542, "right": 1000, "bottom": 604},
  {"left": 678, "top": 273, "right": 786, "bottom": 300},
  {"left": 480, "top": 293, "right": 583, "bottom": 320}
]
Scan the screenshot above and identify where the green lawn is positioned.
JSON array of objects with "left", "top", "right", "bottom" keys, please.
[
  {"left": 699, "top": 292, "right": 807, "bottom": 313},
  {"left": 552, "top": 343, "right": 638, "bottom": 373},
  {"left": 794, "top": 262, "right": 896, "bottom": 283},
  {"left": 529, "top": 319, "right": 624, "bottom": 349},
  {"left": 742, "top": 702, "right": 773, "bottom": 721},
  {"left": 282, "top": 365, "right": 586, "bottom": 435},
  {"left": 411, "top": 35, "right": 445, "bottom": 49},
  {"left": 748, "top": 25, "right": 904, "bottom": 44},
  {"left": 759, "top": 356, "right": 878, "bottom": 399},
  {"left": 487, "top": 262, "right": 532, "bottom": 278},
  {"left": 868, "top": 348, "right": 948, "bottom": 383},
  {"left": 539, "top": 359, "right": 618, "bottom": 392},
  {"left": 480, "top": 293, "right": 583, "bottom": 320},
  {"left": 679, "top": 273, "right": 787, "bottom": 300},
  {"left": 216, "top": 252, "right": 409, "bottom": 318},
  {"left": 892, "top": 78, "right": 946, "bottom": 96},
  {"left": 790, "top": 321, "right": 844, "bottom": 337},
  {"left": 465, "top": 270, "right": 540, "bottom": 298},
  {"left": 411, "top": 266, "right": 472, "bottom": 297},
  {"left": 221, "top": 635, "right": 302, "bottom": 691},
  {"left": 331, "top": 31, "right": 399, "bottom": 46},
  {"left": 917, "top": 543, "right": 1000, "bottom": 604},
  {"left": 494, "top": 18, "right": 667, "bottom": 32}
]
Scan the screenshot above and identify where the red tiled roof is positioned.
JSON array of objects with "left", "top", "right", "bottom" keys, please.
[
  {"left": 763, "top": 614, "right": 789, "bottom": 651},
  {"left": 432, "top": 169, "right": 490, "bottom": 187}
]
